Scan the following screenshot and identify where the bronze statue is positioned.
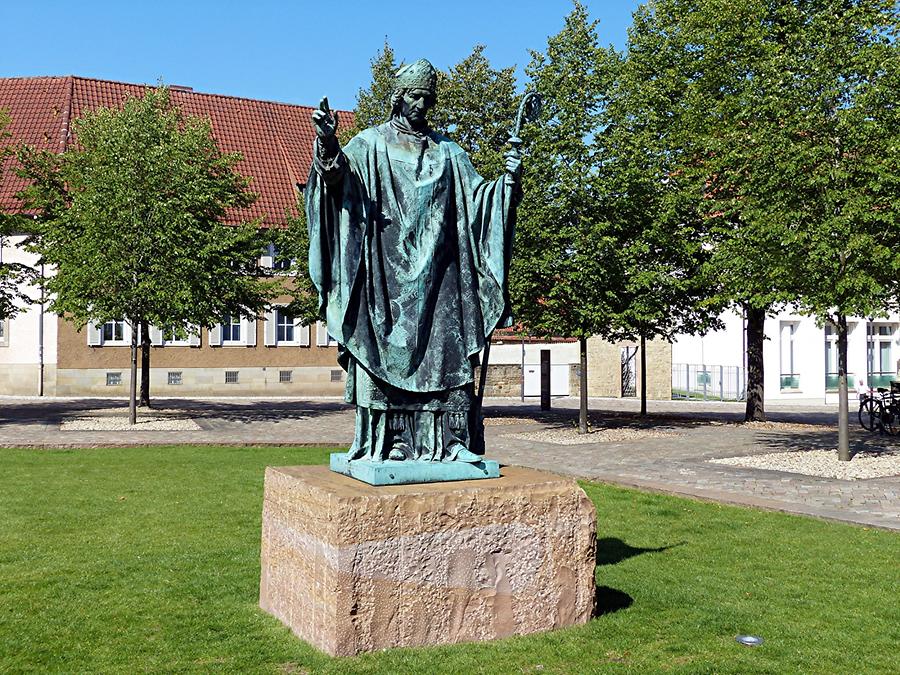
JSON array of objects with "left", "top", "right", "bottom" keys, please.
[{"left": 307, "top": 59, "right": 525, "bottom": 470}]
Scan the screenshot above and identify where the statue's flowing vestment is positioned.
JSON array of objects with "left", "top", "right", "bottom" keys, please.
[{"left": 307, "top": 119, "right": 514, "bottom": 462}]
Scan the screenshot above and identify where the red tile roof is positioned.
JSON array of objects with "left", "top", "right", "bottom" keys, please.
[{"left": 0, "top": 76, "right": 351, "bottom": 226}]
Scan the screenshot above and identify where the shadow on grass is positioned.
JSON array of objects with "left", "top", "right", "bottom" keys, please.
[
  {"left": 594, "top": 585, "right": 633, "bottom": 617},
  {"left": 596, "top": 537, "right": 684, "bottom": 566}
]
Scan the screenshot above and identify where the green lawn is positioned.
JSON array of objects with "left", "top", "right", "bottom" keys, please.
[{"left": 1, "top": 445, "right": 897, "bottom": 674}]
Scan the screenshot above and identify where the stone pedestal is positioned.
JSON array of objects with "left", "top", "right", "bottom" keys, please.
[{"left": 259, "top": 465, "right": 596, "bottom": 656}]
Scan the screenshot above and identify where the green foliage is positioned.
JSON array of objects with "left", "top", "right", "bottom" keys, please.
[
  {"left": 269, "top": 198, "right": 319, "bottom": 324},
  {"left": 1, "top": 444, "right": 897, "bottom": 673},
  {"left": 0, "top": 108, "right": 37, "bottom": 319},
  {"left": 430, "top": 45, "right": 519, "bottom": 179},
  {"left": 342, "top": 38, "right": 397, "bottom": 142},
  {"left": 20, "top": 87, "right": 278, "bottom": 334},
  {"left": 617, "top": 0, "right": 798, "bottom": 319},
  {"left": 511, "top": 2, "right": 624, "bottom": 340}
]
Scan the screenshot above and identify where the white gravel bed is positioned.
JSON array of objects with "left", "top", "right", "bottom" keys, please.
[
  {"left": 61, "top": 416, "right": 202, "bottom": 431},
  {"left": 484, "top": 416, "right": 546, "bottom": 426},
  {"left": 710, "top": 449, "right": 900, "bottom": 480},
  {"left": 503, "top": 427, "right": 676, "bottom": 445}
]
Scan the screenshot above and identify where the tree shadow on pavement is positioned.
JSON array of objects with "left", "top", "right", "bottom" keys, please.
[
  {"left": 753, "top": 429, "right": 898, "bottom": 455},
  {"left": 0, "top": 398, "right": 354, "bottom": 427}
]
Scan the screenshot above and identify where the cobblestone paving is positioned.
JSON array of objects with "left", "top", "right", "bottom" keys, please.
[{"left": 1, "top": 395, "right": 897, "bottom": 530}]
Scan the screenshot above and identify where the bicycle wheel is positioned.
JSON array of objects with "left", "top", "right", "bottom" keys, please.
[{"left": 859, "top": 397, "right": 879, "bottom": 431}]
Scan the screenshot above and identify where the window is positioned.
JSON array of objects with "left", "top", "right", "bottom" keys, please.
[
  {"left": 102, "top": 320, "right": 126, "bottom": 343},
  {"left": 331, "top": 369, "right": 343, "bottom": 382},
  {"left": 276, "top": 309, "right": 295, "bottom": 342},
  {"left": 279, "top": 370, "right": 292, "bottom": 383},
  {"left": 106, "top": 372, "right": 122, "bottom": 386},
  {"left": 779, "top": 322, "right": 799, "bottom": 390},
  {"left": 867, "top": 323, "right": 895, "bottom": 388},
  {"left": 0, "top": 318, "right": 7, "bottom": 347},
  {"left": 225, "top": 370, "right": 239, "bottom": 384},
  {"left": 272, "top": 245, "right": 292, "bottom": 272},
  {"left": 222, "top": 316, "right": 241, "bottom": 342},
  {"left": 167, "top": 371, "right": 183, "bottom": 386},
  {"left": 825, "top": 323, "right": 839, "bottom": 390}
]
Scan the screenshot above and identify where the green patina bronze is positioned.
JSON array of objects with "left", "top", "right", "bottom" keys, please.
[{"left": 307, "top": 59, "right": 530, "bottom": 482}]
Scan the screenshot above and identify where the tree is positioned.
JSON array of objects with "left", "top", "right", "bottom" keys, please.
[
  {"left": 269, "top": 198, "right": 319, "bottom": 325},
  {"left": 0, "top": 109, "right": 37, "bottom": 319},
  {"left": 19, "top": 87, "right": 278, "bottom": 422},
  {"left": 599, "top": 38, "right": 725, "bottom": 416},
  {"left": 430, "top": 45, "right": 519, "bottom": 179},
  {"left": 511, "top": 2, "right": 624, "bottom": 433},
  {"left": 618, "top": 0, "right": 809, "bottom": 422},
  {"left": 341, "top": 38, "right": 397, "bottom": 142},
  {"left": 718, "top": 0, "right": 900, "bottom": 458}
]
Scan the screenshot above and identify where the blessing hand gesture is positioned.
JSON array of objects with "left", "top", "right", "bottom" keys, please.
[{"left": 311, "top": 96, "right": 339, "bottom": 140}]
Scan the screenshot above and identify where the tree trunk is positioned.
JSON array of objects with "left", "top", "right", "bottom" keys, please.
[
  {"left": 639, "top": 334, "right": 647, "bottom": 417},
  {"left": 744, "top": 305, "right": 766, "bottom": 422},
  {"left": 139, "top": 318, "right": 151, "bottom": 408},
  {"left": 837, "top": 314, "right": 851, "bottom": 461},
  {"left": 579, "top": 336, "right": 588, "bottom": 434},
  {"left": 129, "top": 318, "right": 138, "bottom": 425}
]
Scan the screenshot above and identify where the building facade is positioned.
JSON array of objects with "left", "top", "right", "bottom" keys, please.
[
  {"left": 1, "top": 75, "right": 674, "bottom": 399},
  {"left": 673, "top": 309, "right": 900, "bottom": 404}
]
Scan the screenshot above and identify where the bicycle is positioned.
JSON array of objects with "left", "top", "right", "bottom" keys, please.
[{"left": 858, "top": 387, "right": 900, "bottom": 435}]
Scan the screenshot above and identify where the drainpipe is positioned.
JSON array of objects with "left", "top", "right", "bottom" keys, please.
[{"left": 38, "top": 262, "right": 45, "bottom": 396}]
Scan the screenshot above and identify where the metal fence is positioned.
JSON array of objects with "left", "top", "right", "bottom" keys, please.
[{"left": 672, "top": 363, "right": 746, "bottom": 401}]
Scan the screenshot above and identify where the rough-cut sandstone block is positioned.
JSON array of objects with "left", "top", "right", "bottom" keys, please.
[{"left": 259, "top": 465, "right": 596, "bottom": 656}]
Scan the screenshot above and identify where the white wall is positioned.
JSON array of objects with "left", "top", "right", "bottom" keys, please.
[
  {"left": 674, "top": 307, "right": 900, "bottom": 404},
  {"left": 487, "top": 341, "right": 580, "bottom": 366},
  {"left": 0, "top": 234, "right": 57, "bottom": 366},
  {"left": 672, "top": 309, "right": 745, "bottom": 368}
]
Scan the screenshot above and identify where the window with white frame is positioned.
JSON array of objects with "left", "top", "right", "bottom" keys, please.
[
  {"left": 102, "top": 319, "right": 127, "bottom": 343},
  {"left": 264, "top": 308, "right": 308, "bottom": 346},
  {"left": 824, "top": 323, "right": 839, "bottom": 390},
  {"left": 276, "top": 309, "right": 296, "bottom": 342},
  {"left": 222, "top": 315, "right": 242, "bottom": 343},
  {"left": 271, "top": 244, "right": 292, "bottom": 272},
  {"left": 779, "top": 322, "right": 799, "bottom": 390},
  {"left": 162, "top": 326, "right": 192, "bottom": 346},
  {"left": 316, "top": 321, "right": 339, "bottom": 347},
  {"left": 209, "top": 316, "right": 255, "bottom": 347},
  {"left": 867, "top": 323, "right": 896, "bottom": 388}
]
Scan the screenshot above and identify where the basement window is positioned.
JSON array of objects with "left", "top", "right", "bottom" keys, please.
[
  {"left": 167, "top": 371, "right": 183, "bottom": 386},
  {"left": 279, "top": 370, "right": 292, "bottom": 383},
  {"left": 225, "top": 371, "right": 239, "bottom": 384},
  {"left": 106, "top": 372, "right": 122, "bottom": 386},
  {"left": 331, "top": 369, "right": 343, "bottom": 382}
]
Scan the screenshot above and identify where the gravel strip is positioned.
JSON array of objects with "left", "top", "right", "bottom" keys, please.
[
  {"left": 733, "top": 420, "right": 838, "bottom": 432},
  {"left": 710, "top": 449, "right": 900, "bottom": 480},
  {"left": 503, "top": 427, "right": 676, "bottom": 445},
  {"left": 484, "top": 417, "right": 544, "bottom": 426},
  {"left": 61, "top": 416, "right": 202, "bottom": 431}
]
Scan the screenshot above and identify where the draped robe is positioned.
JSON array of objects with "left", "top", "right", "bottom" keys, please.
[{"left": 307, "top": 120, "right": 514, "bottom": 461}]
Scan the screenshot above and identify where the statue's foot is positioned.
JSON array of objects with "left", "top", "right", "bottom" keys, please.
[
  {"left": 387, "top": 443, "right": 411, "bottom": 461},
  {"left": 452, "top": 448, "right": 482, "bottom": 463}
]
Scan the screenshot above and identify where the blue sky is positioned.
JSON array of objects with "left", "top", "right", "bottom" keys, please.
[{"left": 0, "top": 1, "right": 642, "bottom": 110}]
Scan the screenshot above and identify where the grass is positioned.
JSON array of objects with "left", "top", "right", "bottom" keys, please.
[{"left": 0, "top": 445, "right": 897, "bottom": 674}]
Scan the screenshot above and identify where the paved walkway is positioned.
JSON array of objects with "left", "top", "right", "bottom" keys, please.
[{"left": 1, "top": 395, "right": 898, "bottom": 531}]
